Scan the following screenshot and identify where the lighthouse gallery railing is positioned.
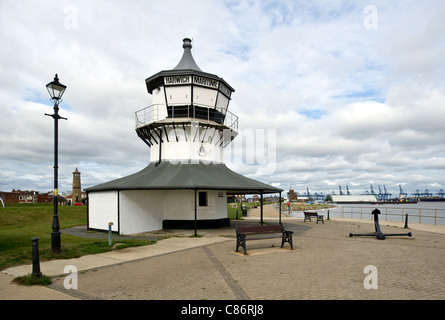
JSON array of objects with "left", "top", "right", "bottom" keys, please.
[{"left": 135, "top": 104, "right": 238, "bottom": 133}]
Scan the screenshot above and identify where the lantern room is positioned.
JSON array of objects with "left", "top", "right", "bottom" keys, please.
[{"left": 145, "top": 38, "right": 234, "bottom": 123}]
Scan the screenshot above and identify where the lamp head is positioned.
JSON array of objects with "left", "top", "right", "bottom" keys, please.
[{"left": 46, "top": 74, "right": 67, "bottom": 103}]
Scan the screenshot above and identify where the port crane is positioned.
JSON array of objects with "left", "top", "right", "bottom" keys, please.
[
  {"left": 399, "top": 184, "right": 407, "bottom": 199},
  {"left": 412, "top": 189, "right": 433, "bottom": 198},
  {"left": 377, "top": 185, "right": 383, "bottom": 201},
  {"left": 377, "top": 185, "right": 392, "bottom": 201},
  {"left": 384, "top": 185, "right": 392, "bottom": 200},
  {"left": 338, "top": 185, "right": 344, "bottom": 195}
]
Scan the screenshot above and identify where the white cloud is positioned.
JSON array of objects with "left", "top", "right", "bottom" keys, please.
[{"left": 0, "top": 0, "right": 444, "bottom": 198}]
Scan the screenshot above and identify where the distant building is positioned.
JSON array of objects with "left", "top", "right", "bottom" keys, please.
[
  {"left": 264, "top": 195, "right": 279, "bottom": 202},
  {"left": 327, "top": 194, "right": 378, "bottom": 203},
  {"left": 288, "top": 189, "right": 298, "bottom": 201},
  {"left": 34, "top": 192, "right": 53, "bottom": 204},
  {"left": 72, "top": 168, "right": 82, "bottom": 205},
  {"left": 0, "top": 190, "right": 53, "bottom": 204},
  {"left": 63, "top": 168, "right": 86, "bottom": 205},
  {"left": 0, "top": 191, "right": 20, "bottom": 204}
]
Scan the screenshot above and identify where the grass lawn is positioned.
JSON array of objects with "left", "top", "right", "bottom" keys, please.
[
  {"left": 0, "top": 204, "right": 154, "bottom": 271},
  {"left": 286, "top": 202, "right": 335, "bottom": 212},
  {"left": 226, "top": 201, "right": 259, "bottom": 220}
]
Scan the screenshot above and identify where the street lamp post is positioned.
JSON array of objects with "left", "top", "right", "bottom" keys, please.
[{"left": 45, "top": 74, "right": 67, "bottom": 254}]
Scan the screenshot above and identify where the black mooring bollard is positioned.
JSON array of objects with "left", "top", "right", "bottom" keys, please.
[
  {"left": 404, "top": 214, "right": 409, "bottom": 229},
  {"left": 31, "top": 238, "right": 42, "bottom": 277}
]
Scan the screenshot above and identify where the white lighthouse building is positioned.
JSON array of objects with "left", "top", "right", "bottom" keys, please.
[{"left": 86, "top": 38, "right": 282, "bottom": 235}]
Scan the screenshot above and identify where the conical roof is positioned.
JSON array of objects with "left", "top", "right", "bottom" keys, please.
[
  {"left": 145, "top": 38, "right": 234, "bottom": 94},
  {"left": 173, "top": 38, "right": 202, "bottom": 71}
]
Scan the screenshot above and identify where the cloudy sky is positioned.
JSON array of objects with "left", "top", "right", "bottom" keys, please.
[{"left": 1, "top": 0, "right": 444, "bottom": 197}]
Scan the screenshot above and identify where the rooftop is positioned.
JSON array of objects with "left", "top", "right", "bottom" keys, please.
[
  {"left": 86, "top": 160, "right": 282, "bottom": 194},
  {"left": 173, "top": 38, "right": 202, "bottom": 71}
]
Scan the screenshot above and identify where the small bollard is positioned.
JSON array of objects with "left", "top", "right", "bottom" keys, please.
[
  {"left": 31, "top": 238, "right": 42, "bottom": 277},
  {"left": 404, "top": 214, "right": 409, "bottom": 229},
  {"left": 108, "top": 222, "right": 113, "bottom": 246},
  {"left": 327, "top": 210, "right": 330, "bottom": 220}
]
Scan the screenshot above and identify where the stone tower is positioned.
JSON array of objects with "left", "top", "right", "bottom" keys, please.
[{"left": 72, "top": 168, "right": 81, "bottom": 205}]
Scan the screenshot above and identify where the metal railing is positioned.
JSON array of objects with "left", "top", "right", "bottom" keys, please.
[
  {"left": 135, "top": 104, "right": 238, "bottom": 133},
  {"left": 328, "top": 206, "right": 445, "bottom": 225}
]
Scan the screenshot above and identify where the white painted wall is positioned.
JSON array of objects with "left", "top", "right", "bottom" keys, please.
[
  {"left": 214, "top": 191, "right": 228, "bottom": 219},
  {"left": 163, "top": 190, "right": 194, "bottom": 220},
  {"left": 163, "top": 190, "right": 227, "bottom": 220},
  {"left": 88, "top": 191, "right": 118, "bottom": 232},
  {"left": 216, "top": 93, "right": 229, "bottom": 114},
  {"left": 149, "top": 125, "right": 224, "bottom": 163},
  {"left": 196, "top": 190, "right": 227, "bottom": 220},
  {"left": 151, "top": 87, "right": 168, "bottom": 121},
  {"left": 165, "top": 86, "right": 192, "bottom": 105},
  {"left": 89, "top": 189, "right": 228, "bottom": 235},
  {"left": 119, "top": 190, "right": 164, "bottom": 235},
  {"left": 194, "top": 86, "right": 217, "bottom": 107}
]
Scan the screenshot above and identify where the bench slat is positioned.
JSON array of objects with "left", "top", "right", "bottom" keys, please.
[{"left": 237, "top": 225, "right": 282, "bottom": 234}]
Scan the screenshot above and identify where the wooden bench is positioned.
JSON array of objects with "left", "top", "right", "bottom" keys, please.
[
  {"left": 235, "top": 224, "right": 293, "bottom": 255},
  {"left": 303, "top": 211, "right": 324, "bottom": 224}
]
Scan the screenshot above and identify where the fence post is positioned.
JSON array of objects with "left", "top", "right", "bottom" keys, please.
[{"left": 31, "top": 238, "right": 42, "bottom": 277}]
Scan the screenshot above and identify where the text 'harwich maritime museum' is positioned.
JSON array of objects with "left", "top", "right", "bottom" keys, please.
[{"left": 86, "top": 38, "right": 282, "bottom": 235}]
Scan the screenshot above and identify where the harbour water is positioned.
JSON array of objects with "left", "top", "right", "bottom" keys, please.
[{"left": 290, "top": 201, "right": 445, "bottom": 226}]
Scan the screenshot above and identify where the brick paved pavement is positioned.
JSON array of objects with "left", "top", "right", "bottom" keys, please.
[{"left": 45, "top": 209, "right": 444, "bottom": 300}]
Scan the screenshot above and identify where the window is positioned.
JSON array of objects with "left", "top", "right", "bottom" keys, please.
[{"left": 198, "top": 192, "right": 208, "bottom": 207}]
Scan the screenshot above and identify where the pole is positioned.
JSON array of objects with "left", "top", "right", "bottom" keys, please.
[
  {"left": 194, "top": 189, "right": 197, "bottom": 237},
  {"left": 260, "top": 192, "right": 264, "bottom": 225},
  {"left": 108, "top": 222, "right": 113, "bottom": 246},
  {"left": 279, "top": 192, "right": 282, "bottom": 224},
  {"left": 404, "top": 214, "right": 409, "bottom": 229},
  {"left": 240, "top": 195, "right": 243, "bottom": 218},
  {"left": 31, "top": 238, "right": 42, "bottom": 277},
  {"left": 46, "top": 101, "right": 67, "bottom": 254},
  {"left": 52, "top": 103, "right": 61, "bottom": 253}
]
